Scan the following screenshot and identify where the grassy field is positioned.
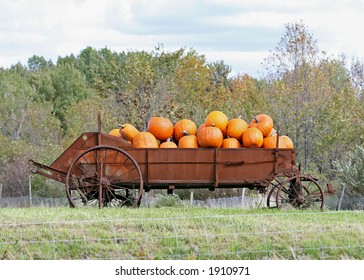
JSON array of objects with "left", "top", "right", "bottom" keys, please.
[{"left": 0, "top": 207, "right": 363, "bottom": 260}]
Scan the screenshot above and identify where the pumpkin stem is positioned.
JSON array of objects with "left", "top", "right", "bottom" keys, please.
[
  {"left": 183, "top": 130, "right": 190, "bottom": 136},
  {"left": 119, "top": 124, "right": 125, "bottom": 128},
  {"left": 254, "top": 116, "right": 259, "bottom": 123},
  {"left": 211, "top": 123, "right": 215, "bottom": 127}
]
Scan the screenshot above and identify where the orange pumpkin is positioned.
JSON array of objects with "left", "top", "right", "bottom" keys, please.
[
  {"left": 249, "top": 114, "right": 274, "bottom": 137},
  {"left": 242, "top": 127, "right": 263, "bottom": 148},
  {"left": 147, "top": 116, "right": 174, "bottom": 141},
  {"left": 266, "top": 127, "right": 277, "bottom": 137},
  {"left": 262, "top": 135, "right": 287, "bottom": 148},
  {"left": 197, "top": 126, "right": 223, "bottom": 148},
  {"left": 173, "top": 119, "right": 197, "bottom": 141},
  {"left": 197, "top": 123, "right": 206, "bottom": 136},
  {"left": 132, "top": 132, "right": 159, "bottom": 148},
  {"left": 226, "top": 118, "right": 248, "bottom": 140},
  {"left": 109, "top": 128, "right": 122, "bottom": 137},
  {"left": 160, "top": 140, "right": 178, "bottom": 148},
  {"left": 178, "top": 135, "right": 199, "bottom": 148},
  {"left": 221, "top": 138, "right": 241, "bottom": 148},
  {"left": 205, "top": 111, "right": 228, "bottom": 133},
  {"left": 280, "top": 135, "right": 294, "bottom": 148},
  {"left": 119, "top": 123, "right": 139, "bottom": 141}
]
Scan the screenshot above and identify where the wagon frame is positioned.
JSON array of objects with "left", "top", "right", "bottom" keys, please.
[{"left": 29, "top": 114, "right": 329, "bottom": 209}]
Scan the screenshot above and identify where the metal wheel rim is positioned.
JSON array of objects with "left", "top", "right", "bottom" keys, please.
[
  {"left": 275, "top": 175, "right": 324, "bottom": 210},
  {"left": 65, "top": 145, "right": 143, "bottom": 208},
  {"left": 266, "top": 176, "right": 284, "bottom": 208}
]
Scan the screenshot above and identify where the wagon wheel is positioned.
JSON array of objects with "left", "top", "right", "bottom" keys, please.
[
  {"left": 275, "top": 175, "right": 324, "bottom": 209},
  {"left": 66, "top": 145, "right": 143, "bottom": 208},
  {"left": 266, "top": 176, "right": 284, "bottom": 208}
]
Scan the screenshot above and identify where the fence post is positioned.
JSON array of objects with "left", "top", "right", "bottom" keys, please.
[
  {"left": 241, "top": 188, "right": 246, "bottom": 209},
  {"left": 144, "top": 192, "right": 149, "bottom": 207},
  {"left": 29, "top": 175, "right": 33, "bottom": 207},
  {"left": 337, "top": 184, "right": 346, "bottom": 211},
  {"left": 0, "top": 183, "right": 2, "bottom": 207},
  {"left": 190, "top": 191, "right": 194, "bottom": 206}
]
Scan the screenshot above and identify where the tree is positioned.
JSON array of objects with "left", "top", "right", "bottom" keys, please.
[
  {"left": 0, "top": 71, "right": 37, "bottom": 140},
  {"left": 27, "top": 55, "right": 54, "bottom": 71},
  {"left": 229, "top": 74, "right": 266, "bottom": 120},
  {"left": 173, "top": 49, "right": 213, "bottom": 124},
  {"left": 31, "top": 62, "right": 93, "bottom": 129},
  {"left": 262, "top": 21, "right": 321, "bottom": 167},
  {"left": 0, "top": 70, "right": 62, "bottom": 197},
  {"left": 351, "top": 58, "right": 364, "bottom": 105},
  {"left": 261, "top": 21, "right": 363, "bottom": 182},
  {"left": 115, "top": 47, "right": 185, "bottom": 130},
  {"left": 334, "top": 145, "right": 364, "bottom": 196},
  {"left": 63, "top": 95, "right": 119, "bottom": 147}
]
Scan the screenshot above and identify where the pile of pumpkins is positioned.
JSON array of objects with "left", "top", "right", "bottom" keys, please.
[{"left": 108, "top": 111, "right": 294, "bottom": 149}]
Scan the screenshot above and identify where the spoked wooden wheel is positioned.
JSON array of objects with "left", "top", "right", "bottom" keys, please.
[
  {"left": 275, "top": 175, "right": 324, "bottom": 210},
  {"left": 66, "top": 145, "right": 143, "bottom": 208}
]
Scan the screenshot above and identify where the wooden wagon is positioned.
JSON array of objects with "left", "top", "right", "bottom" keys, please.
[{"left": 30, "top": 115, "right": 327, "bottom": 209}]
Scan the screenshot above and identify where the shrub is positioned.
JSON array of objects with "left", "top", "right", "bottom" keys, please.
[
  {"left": 334, "top": 145, "right": 364, "bottom": 195},
  {"left": 154, "top": 194, "right": 183, "bottom": 208}
]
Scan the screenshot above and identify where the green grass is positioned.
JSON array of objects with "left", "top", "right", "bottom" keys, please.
[{"left": 0, "top": 207, "right": 363, "bottom": 260}]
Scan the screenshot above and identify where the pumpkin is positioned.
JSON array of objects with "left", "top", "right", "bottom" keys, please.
[
  {"left": 109, "top": 128, "right": 122, "bottom": 137},
  {"left": 249, "top": 114, "right": 274, "bottom": 137},
  {"left": 266, "top": 127, "right": 277, "bottom": 137},
  {"left": 280, "top": 135, "right": 294, "bottom": 148},
  {"left": 119, "top": 123, "right": 139, "bottom": 141},
  {"left": 242, "top": 127, "right": 263, "bottom": 148},
  {"left": 262, "top": 135, "right": 287, "bottom": 149},
  {"left": 226, "top": 117, "right": 248, "bottom": 140},
  {"left": 197, "top": 126, "right": 223, "bottom": 148},
  {"left": 178, "top": 135, "right": 199, "bottom": 148},
  {"left": 221, "top": 137, "right": 241, "bottom": 148},
  {"left": 160, "top": 138, "right": 178, "bottom": 148},
  {"left": 197, "top": 123, "right": 206, "bottom": 136},
  {"left": 173, "top": 119, "right": 197, "bottom": 141},
  {"left": 132, "top": 132, "right": 159, "bottom": 148},
  {"left": 147, "top": 116, "right": 174, "bottom": 141},
  {"left": 205, "top": 111, "right": 228, "bottom": 133}
]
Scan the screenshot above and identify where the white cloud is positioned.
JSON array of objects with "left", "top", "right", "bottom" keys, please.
[
  {"left": 1, "top": 0, "right": 364, "bottom": 76},
  {"left": 203, "top": 50, "right": 269, "bottom": 77}
]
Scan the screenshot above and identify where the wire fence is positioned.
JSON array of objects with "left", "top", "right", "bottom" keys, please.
[
  {"left": 0, "top": 196, "right": 69, "bottom": 208},
  {"left": 0, "top": 195, "right": 262, "bottom": 209},
  {"left": 1, "top": 211, "right": 363, "bottom": 260}
]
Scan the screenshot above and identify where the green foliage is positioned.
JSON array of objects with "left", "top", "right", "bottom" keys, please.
[
  {"left": 154, "top": 194, "right": 183, "bottom": 208},
  {"left": 29, "top": 62, "right": 93, "bottom": 129},
  {"left": 334, "top": 145, "right": 364, "bottom": 195},
  {"left": 27, "top": 55, "right": 54, "bottom": 71},
  {"left": 63, "top": 94, "right": 119, "bottom": 147},
  {"left": 261, "top": 21, "right": 364, "bottom": 181}
]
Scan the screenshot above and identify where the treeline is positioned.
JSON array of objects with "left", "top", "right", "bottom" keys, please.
[{"left": 0, "top": 22, "right": 363, "bottom": 199}]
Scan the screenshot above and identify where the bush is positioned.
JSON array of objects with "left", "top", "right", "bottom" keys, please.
[
  {"left": 154, "top": 194, "right": 183, "bottom": 208},
  {"left": 333, "top": 145, "right": 364, "bottom": 210},
  {"left": 334, "top": 145, "right": 364, "bottom": 195}
]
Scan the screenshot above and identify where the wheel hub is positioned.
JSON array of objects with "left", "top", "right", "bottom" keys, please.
[
  {"left": 296, "top": 195, "right": 305, "bottom": 204},
  {"left": 101, "top": 177, "right": 111, "bottom": 187}
]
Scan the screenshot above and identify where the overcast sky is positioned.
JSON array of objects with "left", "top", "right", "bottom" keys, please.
[{"left": 1, "top": 0, "right": 364, "bottom": 77}]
